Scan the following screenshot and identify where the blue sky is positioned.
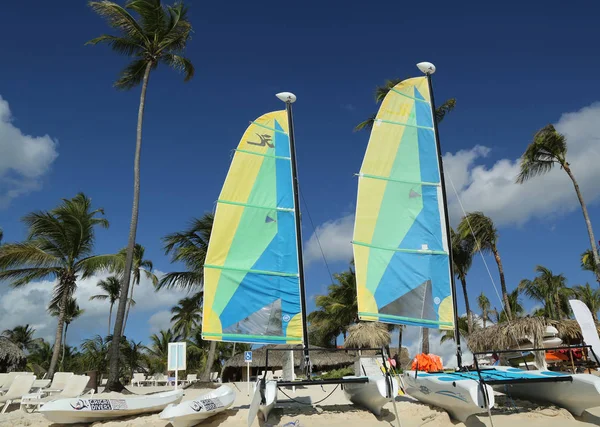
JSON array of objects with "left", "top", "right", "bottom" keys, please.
[{"left": 1, "top": 0, "right": 599, "bottom": 357}]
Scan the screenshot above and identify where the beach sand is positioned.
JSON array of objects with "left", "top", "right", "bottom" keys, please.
[{"left": 0, "top": 382, "right": 597, "bottom": 427}]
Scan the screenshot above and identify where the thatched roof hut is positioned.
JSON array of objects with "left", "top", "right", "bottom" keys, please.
[
  {"left": 224, "top": 344, "right": 356, "bottom": 370},
  {"left": 0, "top": 337, "right": 26, "bottom": 373},
  {"left": 467, "top": 317, "right": 546, "bottom": 353},
  {"left": 343, "top": 322, "right": 391, "bottom": 348}
]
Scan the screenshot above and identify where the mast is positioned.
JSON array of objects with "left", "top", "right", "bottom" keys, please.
[
  {"left": 417, "top": 62, "right": 463, "bottom": 368},
  {"left": 276, "top": 92, "right": 311, "bottom": 373}
]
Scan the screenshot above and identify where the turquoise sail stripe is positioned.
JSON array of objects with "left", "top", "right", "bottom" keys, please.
[
  {"left": 205, "top": 264, "right": 299, "bottom": 277},
  {"left": 250, "top": 121, "right": 288, "bottom": 134},
  {"left": 375, "top": 118, "right": 434, "bottom": 130},
  {"left": 203, "top": 332, "right": 303, "bottom": 342},
  {"left": 216, "top": 199, "right": 295, "bottom": 211},
  {"left": 359, "top": 312, "right": 453, "bottom": 327},
  {"left": 352, "top": 240, "right": 447, "bottom": 255},
  {"left": 360, "top": 173, "right": 440, "bottom": 187},
  {"left": 235, "top": 149, "right": 291, "bottom": 160},
  {"left": 390, "top": 87, "right": 431, "bottom": 104}
]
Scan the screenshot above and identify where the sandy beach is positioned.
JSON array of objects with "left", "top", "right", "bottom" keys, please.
[{"left": 1, "top": 382, "right": 599, "bottom": 427}]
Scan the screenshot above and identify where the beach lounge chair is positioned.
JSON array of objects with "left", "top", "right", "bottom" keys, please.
[
  {"left": 0, "top": 375, "right": 37, "bottom": 413},
  {"left": 210, "top": 372, "right": 219, "bottom": 382},
  {"left": 21, "top": 375, "right": 92, "bottom": 413},
  {"left": 42, "top": 372, "right": 74, "bottom": 394},
  {"left": 131, "top": 373, "right": 146, "bottom": 387},
  {"left": 0, "top": 372, "right": 34, "bottom": 395},
  {"left": 181, "top": 374, "right": 197, "bottom": 386},
  {"left": 154, "top": 374, "right": 169, "bottom": 386}
]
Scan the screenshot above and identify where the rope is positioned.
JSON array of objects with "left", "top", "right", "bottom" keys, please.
[
  {"left": 277, "top": 384, "right": 340, "bottom": 405},
  {"left": 299, "top": 189, "right": 335, "bottom": 285}
]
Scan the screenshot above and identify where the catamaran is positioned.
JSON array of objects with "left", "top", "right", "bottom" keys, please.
[
  {"left": 201, "top": 93, "right": 399, "bottom": 427},
  {"left": 351, "top": 61, "right": 600, "bottom": 422}
]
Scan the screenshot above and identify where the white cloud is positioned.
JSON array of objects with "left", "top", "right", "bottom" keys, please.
[
  {"left": 0, "top": 270, "right": 189, "bottom": 344},
  {"left": 304, "top": 214, "right": 354, "bottom": 266},
  {"left": 444, "top": 102, "right": 600, "bottom": 226},
  {"left": 148, "top": 310, "right": 174, "bottom": 334},
  {"left": 0, "top": 95, "right": 58, "bottom": 207}
]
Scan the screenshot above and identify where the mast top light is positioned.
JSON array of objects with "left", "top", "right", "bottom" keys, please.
[
  {"left": 417, "top": 62, "right": 436, "bottom": 75},
  {"left": 276, "top": 92, "right": 297, "bottom": 103}
]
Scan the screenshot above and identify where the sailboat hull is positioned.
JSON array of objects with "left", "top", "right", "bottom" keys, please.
[
  {"left": 403, "top": 371, "right": 494, "bottom": 422},
  {"left": 252, "top": 379, "right": 277, "bottom": 422},
  {"left": 342, "top": 375, "right": 398, "bottom": 416},
  {"left": 490, "top": 367, "right": 600, "bottom": 416}
]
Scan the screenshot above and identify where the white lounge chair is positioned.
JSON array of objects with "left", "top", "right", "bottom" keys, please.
[
  {"left": 21, "top": 375, "right": 92, "bottom": 412},
  {"left": 0, "top": 372, "right": 34, "bottom": 394},
  {"left": 131, "top": 373, "right": 146, "bottom": 387},
  {"left": 42, "top": 372, "right": 74, "bottom": 394},
  {"left": 181, "top": 374, "right": 197, "bottom": 386},
  {"left": 153, "top": 374, "right": 169, "bottom": 386},
  {"left": 0, "top": 375, "right": 37, "bottom": 413}
]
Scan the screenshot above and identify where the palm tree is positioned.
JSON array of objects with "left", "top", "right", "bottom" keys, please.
[
  {"left": 354, "top": 77, "right": 456, "bottom": 132},
  {"left": 458, "top": 212, "right": 512, "bottom": 320},
  {"left": 495, "top": 289, "right": 525, "bottom": 323},
  {"left": 121, "top": 339, "right": 145, "bottom": 382},
  {"left": 171, "top": 294, "right": 202, "bottom": 339},
  {"left": 27, "top": 339, "right": 53, "bottom": 375},
  {"left": 440, "top": 315, "right": 472, "bottom": 344},
  {"left": 90, "top": 276, "right": 123, "bottom": 334},
  {"left": 88, "top": 0, "right": 195, "bottom": 391},
  {"left": 1, "top": 324, "right": 41, "bottom": 352},
  {"left": 107, "top": 244, "right": 156, "bottom": 332},
  {"left": 159, "top": 213, "right": 212, "bottom": 380},
  {"left": 0, "top": 193, "right": 109, "bottom": 378},
  {"left": 518, "top": 266, "right": 571, "bottom": 320},
  {"left": 145, "top": 329, "right": 178, "bottom": 374},
  {"left": 50, "top": 297, "right": 85, "bottom": 370},
  {"left": 451, "top": 229, "right": 475, "bottom": 334},
  {"left": 0, "top": 227, "right": 3, "bottom": 243},
  {"left": 581, "top": 248, "right": 600, "bottom": 283},
  {"left": 572, "top": 283, "right": 600, "bottom": 322},
  {"left": 81, "top": 335, "right": 111, "bottom": 376},
  {"left": 477, "top": 293, "right": 494, "bottom": 328},
  {"left": 517, "top": 125, "right": 600, "bottom": 281}
]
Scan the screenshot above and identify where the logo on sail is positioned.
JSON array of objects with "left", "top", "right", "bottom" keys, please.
[{"left": 247, "top": 133, "right": 274, "bottom": 148}]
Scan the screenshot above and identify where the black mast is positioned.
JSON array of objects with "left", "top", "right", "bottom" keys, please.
[
  {"left": 279, "top": 92, "right": 311, "bottom": 374},
  {"left": 422, "top": 65, "right": 463, "bottom": 369}
]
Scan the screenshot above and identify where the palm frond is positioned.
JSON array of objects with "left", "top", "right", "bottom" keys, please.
[
  {"left": 88, "top": 1, "right": 149, "bottom": 45},
  {"left": 354, "top": 113, "right": 376, "bottom": 132},
  {"left": 516, "top": 124, "right": 567, "bottom": 184},
  {"left": 86, "top": 34, "right": 144, "bottom": 56},
  {"left": 126, "top": 0, "right": 167, "bottom": 36},
  {"left": 114, "top": 58, "right": 151, "bottom": 90},
  {"left": 160, "top": 53, "right": 194, "bottom": 81},
  {"left": 435, "top": 98, "right": 456, "bottom": 123},
  {"left": 156, "top": 270, "right": 201, "bottom": 291}
]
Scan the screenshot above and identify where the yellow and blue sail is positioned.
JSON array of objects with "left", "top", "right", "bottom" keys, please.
[
  {"left": 202, "top": 111, "right": 303, "bottom": 344},
  {"left": 352, "top": 76, "right": 454, "bottom": 331}
]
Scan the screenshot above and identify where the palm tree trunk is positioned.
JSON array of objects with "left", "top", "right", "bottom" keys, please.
[
  {"left": 123, "top": 284, "right": 134, "bottom": 333},
  {"left": 482, "top": 308, "right": 487, "bottom": 328},
  {"left": 398, "top": 326, "right": 403, "bottom": 351},
  {"left": 202, "top": 341, "right": 217, "bottom": 381},
  {"left": 421, "top": 328, "right": 430, "bottom": 354},
  {"left": 106, "top": 62, "right": 153, "bottom": 392},
  {"left": 61, "top": 323, "right": 69, "bottom": 370},
  {"left": 48, "top": 286, "right": 69, "bottom": 378},
  {"left": 219, "top": 342, "right": 236, "bottom": 381},
  {"left": 564, "top": 164, "right": 600, "bottom": 283},
  {"left": 460, "top": 277, "right": 473, "bottom": 334},
  {"left": 492, "top": 245, "right": 512, "bottom": 321},
  {"left": 108, "top": 302, "right": 113, "bottom": 336}
]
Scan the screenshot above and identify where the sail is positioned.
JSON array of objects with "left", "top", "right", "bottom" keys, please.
[
  {"left": 352, "top": 76, "right": 454, "bottom": 330},
  {"left": 202, "top": 110, "right": 303, "bottom": 344}
]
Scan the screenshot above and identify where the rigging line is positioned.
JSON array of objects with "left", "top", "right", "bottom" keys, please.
[
  {"left": 299, "top": 188, "right": 335, "bottom": 286},
  {"left": 277, "top": 384, "right": 340, "bottom": 405},
  {"left": 446, "top": 175, "right": 525, "bottom": 355}
]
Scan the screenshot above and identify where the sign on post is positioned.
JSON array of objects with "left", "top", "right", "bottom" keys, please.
[
  {"left": 168, "top": 342, "right": 187, "bottom": 390},
  {"left": 245, "top": 351, "right": 252, "bottom": 393}
]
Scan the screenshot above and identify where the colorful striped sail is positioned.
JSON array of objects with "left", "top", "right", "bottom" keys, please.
[
  {"left": 202, "top": 110, "right": 303, "bottom": 344},
  {"left": 352, "top": 76, "right": 454, "bottom": 330}
]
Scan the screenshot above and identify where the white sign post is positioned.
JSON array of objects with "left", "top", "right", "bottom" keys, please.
[
  {"left": 168, "top": 342, "right": 187, "bottom": 390},
  {"left": 244, "top": 351, "right": 252, "bottom": 393}
]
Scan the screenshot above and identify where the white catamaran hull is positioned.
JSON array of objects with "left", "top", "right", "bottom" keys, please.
[
  {"left": 39, "top": 389, "right": 184, "bottom": 424},
  {"left": 403, "top": 371, "right": 494, "bottom": 422},
  {"left": 342, "top": 376, "right": 398, "bottom": 416},
  {"left": 491, "top": 366, "right": 600, "bottom": 416},
  {"left": 159, "top": 385, "right": 235, "bottom": 427},
  {"left": 254, "top": 379, "right": 277, "bottom": 422}
]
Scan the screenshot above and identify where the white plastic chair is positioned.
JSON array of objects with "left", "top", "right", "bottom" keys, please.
[
  {"left": 131, "top": 373, "right": 146, "bottom": 387},
  {"left": 0, "top": 375, "right": 36, "bottom": 413},
  {"left": 21, "top": 375, "right": 92, "bottom": 412},
  {"left": 43, "top": 372, "right": 74, "bottom": 394},
  {"left": 0, "top": 372, "right": 34, "bottom": 395}
]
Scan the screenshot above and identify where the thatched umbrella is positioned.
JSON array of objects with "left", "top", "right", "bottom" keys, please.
[
  {"left": 344, "top": 322, "right": 391, "bottom": 349},
  {"left": 0, "top": 336, "right": 26, "bottom": 373}
]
